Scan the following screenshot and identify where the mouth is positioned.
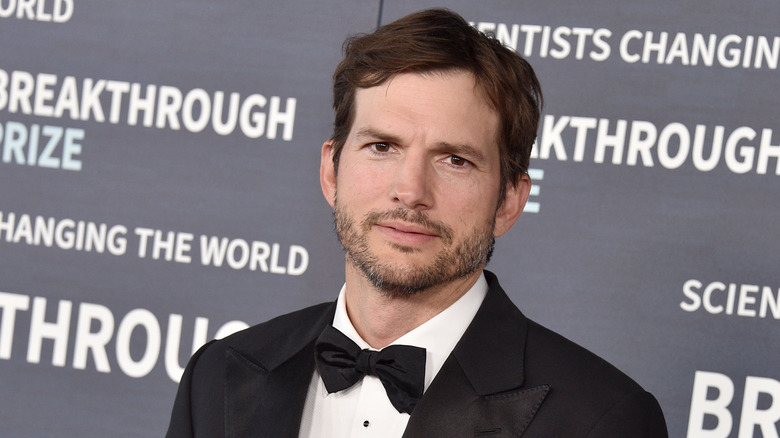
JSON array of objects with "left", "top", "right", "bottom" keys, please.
[
  {"left": 377, "top": 221, "right": 438, "bottom": 236},
  {"left": 361, "top": 209, "right": 454, "bottom": 245},
  {"left": 374, "top": 221, "right": 440, "bottom": 246}
]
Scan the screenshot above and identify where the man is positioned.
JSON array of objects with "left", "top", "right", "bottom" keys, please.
[{"left": 166, "top": 8, "right": 668, "bottom": 437}]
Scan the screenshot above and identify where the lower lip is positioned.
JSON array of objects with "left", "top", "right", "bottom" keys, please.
[{"left": 375, "top": 225, "right": 437, "bottom": 245}]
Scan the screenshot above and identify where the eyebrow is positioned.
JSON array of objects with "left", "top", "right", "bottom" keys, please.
[
  {"left": 434, "top": 142, "right": 486, "bottom": 163},
  {"left": 353, "top": 127, "right": 403, "bottom": 145},
  {"left": 354, "top": 127, "right": 487, "bottom": 163}
]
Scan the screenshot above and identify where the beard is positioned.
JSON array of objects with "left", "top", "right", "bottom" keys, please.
[{"left": 333, "top": 200, "right": 496, "bottom": 298}]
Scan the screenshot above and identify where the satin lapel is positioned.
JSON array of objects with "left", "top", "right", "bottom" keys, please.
[
  {"left": 403, "top": 356, "right": 550, "bottom": 437},
  {"left": 224, "top": 342, "right": 314, "bottom": 438},
  {"left": 223, "top": 302, "right": 335, "bottom": 438},
  {"left": 404, "top": 271, "right": 550, "bottom": 437}
]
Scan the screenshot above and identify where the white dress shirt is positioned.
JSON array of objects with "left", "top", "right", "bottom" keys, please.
[{"left": 298, "top": 273, "right": 488, "bottom": 438}]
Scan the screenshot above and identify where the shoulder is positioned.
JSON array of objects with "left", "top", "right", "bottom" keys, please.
[
  {"left": 184, "top": 301, "right": 334, "bottom": 380},
  {"left": 524, "top": 319, "right": 643, "bottom": 392},
  {"left": 523, "top": 319, "right": 667, "bottom": 436},
  {"left": 219, "top": 302, "right": 334, "bottom": 349},
  {"left": 166, "top": 302, "right": 334, "bottom": 437},
  {"left": 482, "top": 271, "right": 652, "bottom": 394}
]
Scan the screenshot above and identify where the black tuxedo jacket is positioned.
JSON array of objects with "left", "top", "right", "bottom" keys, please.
[{"left": 166, "top": 272, "right": 668, "bottom": 437}]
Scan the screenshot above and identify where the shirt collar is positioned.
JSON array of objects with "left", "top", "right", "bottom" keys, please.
[{"left": 332, "top": 272, "right": 488, "bottom": 391}]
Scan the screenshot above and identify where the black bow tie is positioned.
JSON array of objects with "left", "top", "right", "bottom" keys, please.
[{"left": 314, "top": 325, "right": 426, "bottom": 414}]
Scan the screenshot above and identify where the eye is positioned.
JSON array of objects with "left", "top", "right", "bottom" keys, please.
[
  {"left": 448, "top": 155, "right": 468, "bottom": 166},
  {"left": 370, "top": 142, "right": 392, "bottom": 153}
]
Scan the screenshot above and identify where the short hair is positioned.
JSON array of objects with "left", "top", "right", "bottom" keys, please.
[{"left": 330, "top": 8, "right": 542, "bottom": 200}]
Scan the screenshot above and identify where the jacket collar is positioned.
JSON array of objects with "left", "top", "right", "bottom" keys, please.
[
  {"left": 223, "top": 302, "right": 335, "bottom": 438},
  {"left": 233, "top": 302, "right": 336, "bottom": 372},
  {"left": 452, "top": 270, "right": 528, "bottom": 395},
  {"left": 403, "top": 271, "right": 549, "bottom": 437},
  {"left": 233, "top": 270, "right": 522, "bottom": 381},
  {"left": 223, "top": 271, "right": 547, "bottom": 437}
]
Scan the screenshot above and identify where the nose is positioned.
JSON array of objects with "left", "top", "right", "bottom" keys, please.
[{"left": 391, "top": 151, "right": 433, "bottom": 210}]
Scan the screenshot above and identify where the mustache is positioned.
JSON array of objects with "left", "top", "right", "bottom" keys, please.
[{"left": 362, "top": 208, "right": 454, "bottom": 245}]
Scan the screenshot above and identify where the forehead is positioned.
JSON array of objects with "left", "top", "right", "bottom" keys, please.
[{"left": 350, "top": 71, "right": 499, "bottom": 152}]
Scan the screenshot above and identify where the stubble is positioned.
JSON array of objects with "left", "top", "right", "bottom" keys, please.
[{"left": 333, "top": 201, "right": 496, "bottom": 297}]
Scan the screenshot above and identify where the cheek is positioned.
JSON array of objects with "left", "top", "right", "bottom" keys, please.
[
  {"left": 336, "top": 162, "right": 383, "bottom": 203},
  {"left": 441, "top": 182, "right": 501, "bottom": 227},
  {"left": 439, "top": 190, "right": 492, "bottom": 225}
]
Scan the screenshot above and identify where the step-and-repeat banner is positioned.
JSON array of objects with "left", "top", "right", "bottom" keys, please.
[{"left": 1, "top": 1, "right": 778, "bottom": 436}]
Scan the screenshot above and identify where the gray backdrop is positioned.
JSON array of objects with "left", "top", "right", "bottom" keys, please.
[{"left": 1, "top": 1, "right": 778, "bottom": 437}]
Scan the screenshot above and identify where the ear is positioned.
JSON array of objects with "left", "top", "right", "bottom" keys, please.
[
  {"left": 320, "top": 139, "right": 337, "bottom": 207},
  {"left": 493, "top": 173, "right": 531, "bottom": 238}
]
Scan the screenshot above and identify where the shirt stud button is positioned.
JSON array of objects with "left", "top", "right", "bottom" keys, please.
[{"left": 363, "top": 420, "right": 370, "bottom": 427}]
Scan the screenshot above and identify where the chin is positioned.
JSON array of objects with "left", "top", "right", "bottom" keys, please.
[{"left": 359, "top": 260, "right": 478, "bottom": 299}]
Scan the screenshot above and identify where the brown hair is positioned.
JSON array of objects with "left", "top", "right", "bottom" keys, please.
[{"left": 330, "top": 8, "right": 542, "bottom": 200}]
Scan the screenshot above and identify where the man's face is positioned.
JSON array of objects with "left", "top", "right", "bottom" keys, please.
[{"left": 321, "top": 71, "right": 527, "bottom": 296}]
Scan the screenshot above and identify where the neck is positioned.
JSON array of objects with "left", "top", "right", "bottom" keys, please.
[{"left": 342, "top": 261, "right": 482, "bottom": 349}]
